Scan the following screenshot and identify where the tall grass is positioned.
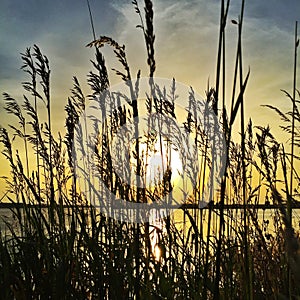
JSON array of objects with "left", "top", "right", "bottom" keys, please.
[{"left": 0, "top": 0, "right": 299, "bottom": 299}]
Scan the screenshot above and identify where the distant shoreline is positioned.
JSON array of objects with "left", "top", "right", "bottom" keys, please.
[{"left": 1, "top": 202, "right": 300, "bottom": 210}]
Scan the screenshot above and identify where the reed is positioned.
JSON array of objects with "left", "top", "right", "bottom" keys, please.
[{"left": 0, "top": 0, "right": 299, "bottom": 299}]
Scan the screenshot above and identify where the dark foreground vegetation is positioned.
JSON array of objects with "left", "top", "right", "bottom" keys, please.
[{"left": 0, "top": 0, "right": 299, "bottom": 299}]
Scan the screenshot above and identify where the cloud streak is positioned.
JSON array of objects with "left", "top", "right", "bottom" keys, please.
[{"left": 0, "top": 0, "right": 299, "bottom": 132}]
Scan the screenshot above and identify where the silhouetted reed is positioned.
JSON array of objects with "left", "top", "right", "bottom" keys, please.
[{"left": 0, "top": 1, "right": 299, "bottom": 299}]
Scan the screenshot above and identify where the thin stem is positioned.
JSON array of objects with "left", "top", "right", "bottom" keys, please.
[{"left": 288, "top": 20, "right": 298, "bottom": 300}]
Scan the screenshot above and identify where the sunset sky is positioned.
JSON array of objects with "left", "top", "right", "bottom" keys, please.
[{"left": 0, "top": 0, "right": 299, "bottom": 197}]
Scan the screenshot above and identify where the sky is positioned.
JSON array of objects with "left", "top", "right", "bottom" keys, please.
[{"left": 0, "top": 0, "right": 299, "bottom": 196}]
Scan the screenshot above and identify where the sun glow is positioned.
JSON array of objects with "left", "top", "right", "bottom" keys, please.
[
  {"left": 142, "top": 138, "right": 184, "bottom": 261},
  {"left": 149, "top": 209, "right": 164, "bottom": 262},
  {"left": 143, "top": 139, "right": 182, "bottom": 188},
  {"left": 153, "top": 243, "right": 162, "bottom": 262}
]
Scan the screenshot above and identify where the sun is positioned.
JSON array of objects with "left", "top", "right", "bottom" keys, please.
[{"left": 143, "top": 139, "right": 182, "bottom": 188}]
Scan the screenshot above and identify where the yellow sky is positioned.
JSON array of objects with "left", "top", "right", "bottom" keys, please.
[{"left": 0, "top": 0, "right": 299, "bottom": 199}]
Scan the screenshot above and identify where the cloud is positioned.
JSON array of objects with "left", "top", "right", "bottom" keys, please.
[
  {"left": 112, "top": 0, "right": 221, "bottom": 91},
  {"left": 0, "top": 0, "right": 298, "bottom": 132},
  {"left": 110, "top": 0, "right": 299, "bottom": 133},
  {"left": 0, "top": 0, "right": 123, "bottom": 82}
]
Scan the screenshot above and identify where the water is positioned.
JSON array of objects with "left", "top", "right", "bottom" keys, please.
[
  {"left": 0, "top": 208, "right": 19, "bottom": 235},
  {"left": 1, "top": 206, "right": 300, "bottom": 237}
]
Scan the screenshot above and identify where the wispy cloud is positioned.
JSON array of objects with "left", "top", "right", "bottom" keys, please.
[
  {"left": 0, "top": 0, "right": 298, "bottom": 132},
  {"left": 112, "top": 0, "right": 298, "bottom": 126}
]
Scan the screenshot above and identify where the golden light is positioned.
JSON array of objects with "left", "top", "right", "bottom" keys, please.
[
  {"left": 153, "top": 243, "right": 161, "bottom": 262},
  {"left": 149, "top": 209, "right": 164, "bottom": 262},
  {"left": 144, "top": 139, "right": 182, "bottom": 188}
]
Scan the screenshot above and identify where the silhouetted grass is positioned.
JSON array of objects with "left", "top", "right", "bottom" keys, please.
[{"left": 0, "top": 1, "right": 299, "bottom": 299}]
